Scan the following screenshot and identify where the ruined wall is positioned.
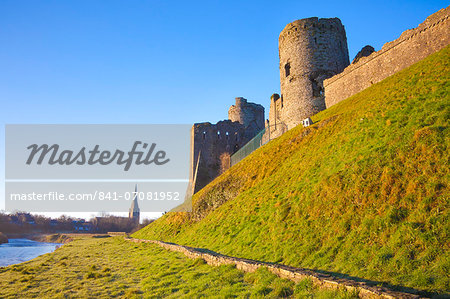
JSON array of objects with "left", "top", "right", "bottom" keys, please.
[
  {"left": 190, "top": 7, "right": 450, "bottom": 194},
  {"left": 190, "top": 99, "right": 265, "bottom": 193},
  {"left": 228, "top": 97, "right": 265, "bottom": 138},
  {"left": 275, "top": 17, "right": 349, "bottom": 130},
  {"left": 267, "top": 93, "right": 287, "bottom": 139},
  {"left": 324, "top": 6, "right": 450, "bottom": 108},
  {"left": 190, "top": 121, "right": 245, "bottom": 193}
]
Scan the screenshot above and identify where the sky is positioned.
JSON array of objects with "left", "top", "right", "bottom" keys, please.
[{"left": 0, "top": 0, "right": 448, "bottom": 220}]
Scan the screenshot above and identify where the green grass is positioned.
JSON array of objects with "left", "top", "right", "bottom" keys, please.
[
  {"left": 0, "top": 236, "right": 357, "bottom": 298},
  {"left": 134, "top": 46, "right": 450, "bottom": 294}
]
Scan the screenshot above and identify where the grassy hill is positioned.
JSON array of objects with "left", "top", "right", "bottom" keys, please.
[{"left": 134, "top": 46, "right": 450, "bottom": 294}]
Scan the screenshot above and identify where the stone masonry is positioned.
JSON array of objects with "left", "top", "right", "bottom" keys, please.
[
  {"left": 352, "top": 45, "right": 375, "bottom": 64},
  {"left": 228, "top": 97, "right": 265, "bottom": 140},
  {"left": 128, "top": 238, "right": 421, "bottom": 299},
  {"left": 271, "top": 17, "right": 349, "bottom": 131},
  {"left": 190, "top": 98, "right": 264, "bottom": 193},
  {"left": 324, "top": 6, "right": 450, "bottom": 108},
  {"left": 190, "top": 6, "right": 449, "bottom": 195}
]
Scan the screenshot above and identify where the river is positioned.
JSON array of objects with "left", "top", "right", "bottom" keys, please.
[{"left": 0, "top": 238, "right": 62, "bottom": 267}]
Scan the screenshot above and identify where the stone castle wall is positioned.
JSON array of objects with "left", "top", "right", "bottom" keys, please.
[
  {"left": 324, "top": 6, "right": 450, "bottom": 108},
  {"left": 190, "top": 121, "right": 246, "bottom": 193},
  {"left": 190, "top": 98, "right": 264, "bottom": 193},
  {"left": 274, "top": 17, "right": 349, "bottom": 130},
  {"left": 190, "top": 7, "right": 449, "bottom": 194}
]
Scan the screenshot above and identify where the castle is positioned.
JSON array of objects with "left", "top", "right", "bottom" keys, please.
[
  {"left": 190, "top": 97, "right": 265, "bottom": 193},
  {"left": 270, "top": 17, "right": 349, "bottom": 132},
  {"left": 189, "top": 6, "right": 450, "bottom": 193}
]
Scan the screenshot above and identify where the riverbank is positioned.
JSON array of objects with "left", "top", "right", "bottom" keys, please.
[
  {"left": 0, "top": 236, "right": 357, "bottom": 298},
  {"left": 30, "top": 233, "right": 73, "bottom": 244},
  {"left": 0, "top": 238, "right": 62, "bottom": 267},
  {"left": 0, "top": 232, "right": 8, "bottom": 244},
  {"left": 4, "top": 233, "right": 110, "bottom": 244}
]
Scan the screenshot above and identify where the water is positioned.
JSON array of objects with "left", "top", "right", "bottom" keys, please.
[{"left": 0, "top": 238, "right": 62, "bottom": 267}]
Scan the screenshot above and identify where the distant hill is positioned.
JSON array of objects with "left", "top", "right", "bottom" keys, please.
[{"left": 134, "top": 46, "right": 450, "bottom": 294}]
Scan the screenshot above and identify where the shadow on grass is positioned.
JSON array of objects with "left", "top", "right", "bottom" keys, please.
[{"left": 186, "top": 243, "right": 447, "bottom": 299}]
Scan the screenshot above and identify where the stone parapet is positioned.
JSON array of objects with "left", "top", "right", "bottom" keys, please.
[{"left": 324, "top": 6, "right": 450, "bottom": 108}]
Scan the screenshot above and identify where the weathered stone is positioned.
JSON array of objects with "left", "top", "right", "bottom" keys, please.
[
  {"left": 352, "top": 45, "right": 375, "bottom": 64},
  {"left": 189, "top": 6, "right": 450, "bottom": 197},
  {"left": 273, "top": 17, "right": 350, "bottom": 131},
  {"left": 126, "top": 238, "right": 421, "bottom": 299},
  {"left": 228, "top": 97, "right": 265, "bottom": 138},
  {"left": 324, "top": 6, "right": 450, "bottom": 108},
  {"left": 189, "top": 98, "right": 264, "bottom": 193}
]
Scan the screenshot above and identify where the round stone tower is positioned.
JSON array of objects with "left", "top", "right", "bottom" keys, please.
[{"left": 278, "top": 17, "right": 349, "bottom": 129}]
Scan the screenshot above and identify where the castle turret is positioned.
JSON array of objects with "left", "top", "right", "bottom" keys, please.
[
  {"left": 274, "top": 17, "right": 349, "bottom": 129},
  {"left": 228, "top": 97, "right": 265, "bottom": 135},
  {"left": 189, "top": 98, "right": 265, "bottom": 193}
]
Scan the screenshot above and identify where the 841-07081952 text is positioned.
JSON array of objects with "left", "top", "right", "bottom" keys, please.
[{"left": 9, "top": 191, "right": 180, "bottom": 201}]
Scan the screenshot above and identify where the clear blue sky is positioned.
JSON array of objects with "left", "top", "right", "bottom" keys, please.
[{"left": 0, "top": 0, "right": 447, "bottom": 217}]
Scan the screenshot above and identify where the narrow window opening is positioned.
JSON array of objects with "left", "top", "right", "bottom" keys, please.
[
  {"left": 284, "top": 63, "right": 290, "bottom": 77},
  {"left": 217, "top": 131, "right": 221, "bottom": 139},
  {"left": 311, "top": 79, "right": 324, "bottom": 97},
  {"left": 202, "top": 131, "right": 206, "bottom": 140}
]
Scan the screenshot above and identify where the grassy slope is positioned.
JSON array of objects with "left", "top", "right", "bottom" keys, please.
[
  {"left": 134, "top": 46, "right": 450, "bottom": 293},
  {"left": 0, "top": 237, "right": 356, "bottom": 298}
]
